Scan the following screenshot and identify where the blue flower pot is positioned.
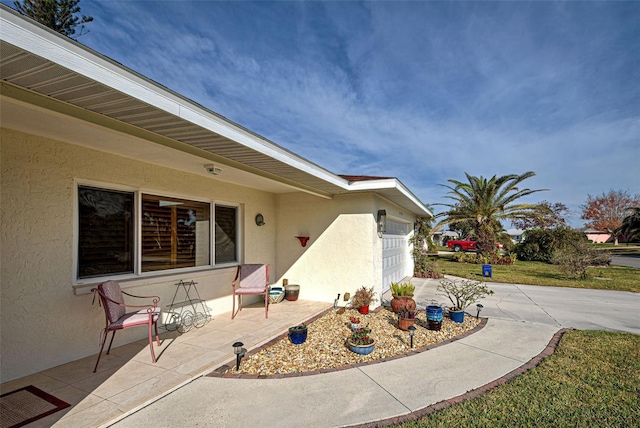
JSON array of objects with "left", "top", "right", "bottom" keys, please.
[
  {"left": 288, "top": 327, "right": 308, "bottom": 345},
  {"left": 450, "top": 310, "right": 465, "bottom": 323},
  {"left": 426, "top": 305, "right": 443, "bottom": 331},
  {"left": 349, "top": 341, "right": 375, "bottom": 355}
]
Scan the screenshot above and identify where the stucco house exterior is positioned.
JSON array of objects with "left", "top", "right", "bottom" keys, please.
[
  {"left": 0, "top": 7, "right": 431, "bottom": 382},
  {"left": 582, "top": 229, "right": 612, "bottom": 244}
]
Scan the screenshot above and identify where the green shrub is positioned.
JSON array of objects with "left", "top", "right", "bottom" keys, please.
[
  {"left": 552, "top": 240, "right": 611, "bottom": 279},
  {"left": 452, "top": 251, "right": 515, "bottom": 265},
  {"left": 515, "top": 226, "right": 587, "bottom": 262},
  {"left": 414, "top": 256, "right": 443, "bottom": 278}
]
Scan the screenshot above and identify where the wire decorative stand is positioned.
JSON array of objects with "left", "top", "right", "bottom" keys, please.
[{"left": 165, "top": 280, "right": 211, "bottom": 332}]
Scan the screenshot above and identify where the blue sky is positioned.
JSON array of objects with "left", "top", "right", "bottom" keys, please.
[{"left": 7, "top": 1, "right": 639, "bottom": 226}]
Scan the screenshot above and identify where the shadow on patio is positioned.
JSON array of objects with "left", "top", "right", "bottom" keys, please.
[{"left": 0, "top": 300, "right": 329, "bottom": 428}]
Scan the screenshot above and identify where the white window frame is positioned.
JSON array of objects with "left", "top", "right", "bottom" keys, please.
[{"left": 73, "top": 180, "right": 241, "bottom": 286}]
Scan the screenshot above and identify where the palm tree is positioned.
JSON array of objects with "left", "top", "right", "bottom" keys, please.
[
  {"left": 617, "top": 207, "right": 640, "bottom": 242},
  {"left": 436, "top": 172, "right": 548, "bottom": 254}
]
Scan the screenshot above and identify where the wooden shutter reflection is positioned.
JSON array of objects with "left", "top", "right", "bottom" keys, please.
[{"left": 142, "top": 195, "right": 210, "bottom": 272}]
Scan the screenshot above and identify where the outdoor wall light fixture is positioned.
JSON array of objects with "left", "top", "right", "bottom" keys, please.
[
  {"left": 407, "top": 325, "right": 416, "bottom": 348},
  {"left": 233, "top": 341, "right": 246, "bottom": 371},
  {"left": 204, "top": 164, "right": 223, "bottom": 176},
  {"left": 476, "top": 304, "right": 484, "bottom": 319},
  {"left": 377, "top": 210, "right": 387, "bottom": 234},
  {"left": 255, "top": 214, "right": 265, "bottom": 226},
  {"left": 296, "top": 236, "right": 310, "bottom": 247}
]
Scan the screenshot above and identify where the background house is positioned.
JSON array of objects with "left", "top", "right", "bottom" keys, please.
[
  {"left": 506, "top": 228, "right": 525, "bottom": 244},
  {"left": 582, "top": 229, "right": 613, "bottom": 243},
  {"left": 0, "top": 7, "right": 431, "bottom": 381},
  {"left": 431, "top": 230, "right": 459, "bottom": 246}
]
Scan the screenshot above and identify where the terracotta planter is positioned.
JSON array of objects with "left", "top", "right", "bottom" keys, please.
[
  {"left": 398, "top": 317, "right": 415, "bottom": 331},
  {"left": 390, "top": 295, "right": 416, "bottom": 313},
  {"left": 358, "top": 306, "right": 369, "bottom": 315},
  {"left": 284, "top": 284, "right": 300, "bottom": 301}
]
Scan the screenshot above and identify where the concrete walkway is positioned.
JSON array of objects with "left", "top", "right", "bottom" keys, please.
[{"left": 111, "top": 279, "right": 640, "bottom": 428}]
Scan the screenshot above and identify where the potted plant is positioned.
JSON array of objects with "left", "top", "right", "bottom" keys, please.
[
  {"left": 397, "top": 307, "right": 417, "bottom": 331},
  {"left": 437, "top": 278, "right": 493, "bottom": 323},
  {"left": 350, "top": 286, "right": 377, "bottom": 314},
  {"left": 288, "top": 322, "right": 308, "bottom": 345},
  {"left": 390, "top": 281, "right": 416, "bottom": 313},
  {"left": 349, "top": 316, "right": 361, "bottom": 330},
  {"left": 347, "top": 325, "right": 375, "bottom": 355}
]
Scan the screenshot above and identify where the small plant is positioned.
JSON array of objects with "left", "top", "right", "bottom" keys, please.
[
  {"left": 350, "top": 286, "right": 377, "bottom": 308},
  {"left": 391, "top": 282, "right": 415, "bottom": 296},
  {"left": 437, "top": 278, "right": 493, "bottom": 311},
  {"left": 397, "top": 307, "right": 417, "bottom": 319},
  {"left": 349, "top": 325, "right": 374, "bottom": 346},
  {"left": 289, "top": 322, "right": 307, "bottom": 332},
  {"left": 349, "top": 316, "right": 360, "bottom": 324}
]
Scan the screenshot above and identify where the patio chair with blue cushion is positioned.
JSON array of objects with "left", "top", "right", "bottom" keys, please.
[
  {"left": 91, "top": 281, "right": 161, "bottom": 372},
  {"left": 232, "top": 264, "right": 270, "bottom": 319}
]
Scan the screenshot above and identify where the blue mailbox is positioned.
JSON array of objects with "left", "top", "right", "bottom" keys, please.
[{"left": 482, "top": 264, "right": 492, "bottom": 278}]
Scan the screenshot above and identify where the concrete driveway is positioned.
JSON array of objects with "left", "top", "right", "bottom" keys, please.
[{"left": 412, "top": 278, "right": 640, "bottom": 334}]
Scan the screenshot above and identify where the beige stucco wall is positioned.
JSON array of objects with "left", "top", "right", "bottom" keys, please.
[
  {"left": 0, "top": 128, "right": 277, "bottom": 381},
  {"left": 274, "top": 192, "right": 414, "bottom": 307},
  {"left": 1, "top": 126, "right": 418, "bottom": 382}
]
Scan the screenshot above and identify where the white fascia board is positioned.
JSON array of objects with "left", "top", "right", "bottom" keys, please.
[
  {"left": 348, "top": 178, "right": 432, "bottom": 217},
  {"left": 1, "top": 8, "right": 179, "bottom": 116},
  {"left": 0, "top": 7, "right": 350, "bottom": 190}
]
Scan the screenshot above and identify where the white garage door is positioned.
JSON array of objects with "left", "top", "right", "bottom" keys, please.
[{"left": 382, "top": 220, "right": 412, "bottom": 294}]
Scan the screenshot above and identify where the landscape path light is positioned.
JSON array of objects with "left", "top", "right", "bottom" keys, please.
[
  {"left": 233, "top": 341, "right": 246, "bottom": 371},
  {"left": 407, "top": 325, "right": 416, "bottom": 348},
  {"left": 476, "top": 304, "right": 484, "bottom": 319}
]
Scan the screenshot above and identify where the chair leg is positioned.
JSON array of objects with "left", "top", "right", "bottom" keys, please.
[
  {"left": 93, "top": 329, "right": 111, "bottom": 373},
  {"left": 106, "top": 330, "right": 117, "bottom": 355},
  {"left": 154, "top": 320, "right": 160, "bottom": 346},
  {"left": 231, "top": 292, "right": 236, "bottom": 319},
  {"left": 265, "top": 292, "right": 269, "bottom": 319},
  {"left": 148, "top": 321, "right": 156, "bottom": 363}
]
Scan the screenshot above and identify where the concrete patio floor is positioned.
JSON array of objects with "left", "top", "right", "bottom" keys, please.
[
  {"left": 3, "top": 276, "right": 638, "bottom": 428},
  {"left": 0, "top": 299, "right": 330, "bottom": 428}
]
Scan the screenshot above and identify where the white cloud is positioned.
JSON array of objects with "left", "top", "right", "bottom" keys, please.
[{"left": 69, "top": 1, "right": 640, "bottom": 227}]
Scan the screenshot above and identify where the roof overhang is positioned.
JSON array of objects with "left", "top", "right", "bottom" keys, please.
[{"left": 0, "top": 5, "right": 432, "bottom": 217}]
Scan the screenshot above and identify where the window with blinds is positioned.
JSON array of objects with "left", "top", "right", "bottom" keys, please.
[
  {"left": 215, "top": 205, "right": 237, "bottom": 263},
  {"left": 78, "top": 186, "right": 134, "bottom": 279},
  {"left": 77, "top": 185, "right": 238, "bottom": 280},
  {"left": 141, "top": 194, "right": 211, "bottom": 272}
]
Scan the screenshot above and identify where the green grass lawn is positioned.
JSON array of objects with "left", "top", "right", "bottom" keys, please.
[
  {"left": 434, "top": 255, "right": 639, "bottom": 293},
  {"left": 396, "top": 330, "right": 640, "bottom": 427}
]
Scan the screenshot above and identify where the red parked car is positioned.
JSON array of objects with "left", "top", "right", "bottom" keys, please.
[{"left": 447, "top": 237, "right": 503, "bottom": 252}]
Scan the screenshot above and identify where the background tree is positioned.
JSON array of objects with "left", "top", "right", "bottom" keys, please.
[
  {"left": 511, "top": 200, "right": 567, "bottom": 230},
  {"left": 515, "top": 226, "right": 586, "bottom": 262},
  {"left": 448, "top": 219, "right": 474, "bottom": 239},
  {"left": 581, "top": 189, "right": 640, "bottom": 245},
  {"left": 13, "top": 0, "right": 93, "bottom": 39},
  {"left": 435, "top": 171, "right": 547, "bottom": 254},
  {"left": 616, "top": 207, "right": 640, "bottom": 242}
]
